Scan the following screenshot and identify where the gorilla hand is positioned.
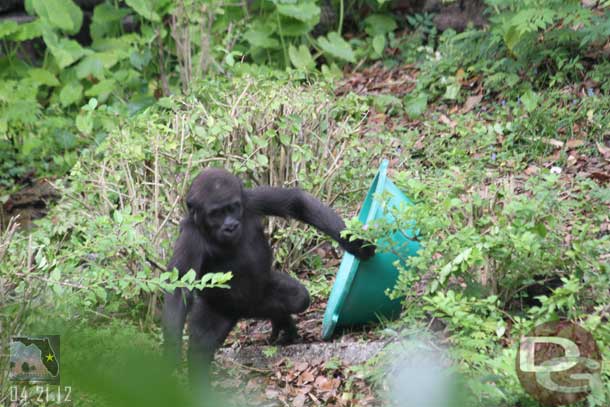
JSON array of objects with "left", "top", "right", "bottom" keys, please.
[{"left": 342, "top": 237, "right": 376, "bottom": 261}]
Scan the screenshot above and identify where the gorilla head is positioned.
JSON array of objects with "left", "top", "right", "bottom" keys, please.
[{"left": 186, "top": 168, "right": 244, "bottom": 245}]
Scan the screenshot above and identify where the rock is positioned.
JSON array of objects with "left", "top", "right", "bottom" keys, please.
[
  {"left": 217, "top": 340, "right": 388, "bottom": 369},
  {"left": 1, "top": 180, "right": 59, "bottom": 230}
]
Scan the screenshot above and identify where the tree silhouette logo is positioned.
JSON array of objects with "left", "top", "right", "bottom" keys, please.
[{"left": 9, "top": 335, "right": 60, "bottom": 385}]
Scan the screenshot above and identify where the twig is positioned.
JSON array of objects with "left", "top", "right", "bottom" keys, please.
[
  {"left": 156, "top": 27, "right": 171, "bottom": 97},
  {"left": 146, "top": 256, "right": 167, "bottom": 273},
  {"left": 230, "top": 80, "right": 252, "bottom": 119},
  {"left": 13, "top": 270, "right": 89, "bottom": 290},
  {"left": 219, "top": 356, "right": 273, "bottom": 374}
]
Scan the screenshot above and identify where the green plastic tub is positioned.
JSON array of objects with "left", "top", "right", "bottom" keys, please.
[{"left": 322, "top": 159, "right": 420, "bottom": 340}]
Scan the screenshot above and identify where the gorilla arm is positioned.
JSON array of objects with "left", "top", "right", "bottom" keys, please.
[
  {"left": 161, "top": 219, "right": 205, "bottom": 365},
  {"left": 245, "top": 187, "right": 375, "bottom": 260}
]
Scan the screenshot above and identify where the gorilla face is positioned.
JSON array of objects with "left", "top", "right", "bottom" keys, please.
[
  {"left": 203, "top": 198, "right": 243, "bottom": 244},
  {"left": 187, "top": 168, "right": 244, "bottom": 246}
]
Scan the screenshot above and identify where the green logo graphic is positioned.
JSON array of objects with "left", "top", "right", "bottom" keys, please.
[
  {"left": 516, "top": 321, "right": 602, "bottom": 406},
  {"left": 10, "top": 335, "right": 60, "bottom": 385}
]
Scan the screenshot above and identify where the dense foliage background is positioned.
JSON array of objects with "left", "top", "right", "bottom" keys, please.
[{"left": 1, "top": 0, "right": 609, "bottom": 406}]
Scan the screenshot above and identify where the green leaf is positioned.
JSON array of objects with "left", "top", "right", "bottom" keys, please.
[
  {"left": 288, "top": 44, "right": 315, "bottom": 70},
  {"left": 91, "top": 3, "right": 131, "bottom": 41},
  {"left": 0, "top": 21, "right": 19, "bottom": 38},
  {"left": 276, "top": 2, "right": 320, "bottom": 24},
  {"left": 496, "top": 324, "right": 506, "bottom": 338},
  {"left": 244, "top": 28, "right": 279, "bottom": 49},
  {"left": 510, "top": 8, "right": 556, "bottom": 35},
  {"left": 11, "top": 20, "right": 43, "bottom": 41},
  {"left": 503, "top": 25, "right": 521, "bottom": 54},
  {"left": 438, "top": 247, "right": 472, "bottom": 284},
  {"left": 43, "top": 30, "right": 87, "bottom": 68},
  {"left": 21, "top": 135, "right": 43, "bottom": 155},
  {"left": 372, "top": 34, "right": 386, "bottom": 56},
  {"left": 75, "top": 55, "right": 106, "bottom": 79},
  {"left": 49, "top": 268, "right": 61, "bottom": 281},
  {"left": 256, "top": 154, "right": 269, "bottom": 167},
  {"left": 125, "top": 0, "right": 161, "bottom": 22},
  {"left": 262, "top": 346, "right": 278, "bottom": 358},
  {"left": 24, "top": 0, "right": 35, "bottom": 14},
  {"left": 130, "top": 50, "right": 152, "bottom": 71},
  {"left": 443, "top": 83, "right": 461, "bottom": 100},
  {"left": 94, "top": 286, "right": 107, "bottom": 302},
  {"left": 93, "top": 2, "right": 131, "bottom": 24},
  {"left": 364, "top": 14, "right": 397, "bottom": 36},
  {"left": 521, "top": 89, "right": 539, "bottom": 112},
  {"left": 85, "top": 79, "right": 116, "bottom": 99},
  {"left": 29, "top": 68, "right": 60, "bottom": 87},
  {"left": 54, "top": 130, "right": 76, "bottom": 149},
  {"left": 76, "top": 112, "right": 93, "bottom": 135},
  {"left": 182, "top": 269, "right": 196, "bottom": 285},
  {"left": 532, "top": 222, "right": 547, "bottom": 238},
  {"left": 92, "top": 36, "right": 135, "bottom": 54},
  {"left": 157, "top": 97, "right": 172, "bottom": 109},
  {"left": 59, "top": 81, "right": 83, "bottom": 107},
  {"left": 281, "top": 19, "right": 313, "bottom": 36},
  {"left": 404, "top": 93, "right": 428, "bottom": 118},
  {"left": 317, "top": 32, "right": 355, "bottom": 63},
  {"left": 31, "top": 0, "right": 83, "bottom": 34},
  {"left": 321, "top": 63, "right": 342, "bottom": 80},
  {"left": 372, "top": 94, "right": 401, "bottom": 113}
]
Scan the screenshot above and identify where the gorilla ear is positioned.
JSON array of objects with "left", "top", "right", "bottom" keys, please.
[
  {"left": 186, "top": 198, "right": 194, "bottom": 211},
  {"left": 187, "top": 199, "right": 199, "bottom": 223}
]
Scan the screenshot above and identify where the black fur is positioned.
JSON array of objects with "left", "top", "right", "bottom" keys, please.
[{"left": 161, "top": 168, "right": 374, "bottom": 391}]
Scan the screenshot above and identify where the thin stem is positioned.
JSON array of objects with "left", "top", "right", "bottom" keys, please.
[
  {"left": 275, "top": 11, "right": 289, "bottom": 68},
  {"left": 338, "top": 0, "right": 344, "bottom": 35}
]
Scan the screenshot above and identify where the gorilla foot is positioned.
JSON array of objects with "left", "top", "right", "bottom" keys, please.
[{"left": 269, "top": 319, "right": 298, "bottom": 345}]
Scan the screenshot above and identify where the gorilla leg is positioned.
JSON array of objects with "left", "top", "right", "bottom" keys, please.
[
  {"left": 162, "top": 288, "right": 191, "bottom": 367},
  {"left": 257, "top": 271, "right": 310, "bottom": 344},
  {"left": 188, "top": 296, "right": 236, "bottom": 394}
]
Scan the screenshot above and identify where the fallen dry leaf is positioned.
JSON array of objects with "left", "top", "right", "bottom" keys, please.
[
  {"left": 298, "top": 369, "right": 315, "bottom": 385},
  {"left": 597, "top": 142, "right": 610, "bottom": 159},
  {"left": 545, "top": 150, "right": 561, "bottom": 163},
  {"left": 439, "top": 114, "right": 457, "bottom": 128},
  {"left": 567, "top": 155, "right": 578, "bottom": 166},
  {"left": 462, "top": 94, "right": 483, "bottom": 113},
  {"left": 413, "top": 135, "right": 425, "bottom": 150},
  {"left": 265, "top": 388, "right": 279, "bottom": 399},
  {"left": 293, "top": 393, "right": 307, "bottom": 407},
  {"left": 314, "top": 375, "right": 330, "bottom": 389},
  {"left": 525, "top": 165, "right": 540, "bottom": 175},
  {"left": 566, "top": 138, "right": 585, "bottom": 149},
  {"left": 590, "top": 171, "right": 610, "bottom": 183},
  {"left": 546, "top": 139, "right": 565, "bottom": 148}
]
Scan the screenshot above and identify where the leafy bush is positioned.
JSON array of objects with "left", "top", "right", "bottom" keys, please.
[
  {"left": 0, "top": 75, "right": 389, "bottom": 338},
  {"left": 402, "top": 1, "right": 609, "bottom": 113},
  {"left": 0, "top": 0, "right": 167, "bottom": 185}
]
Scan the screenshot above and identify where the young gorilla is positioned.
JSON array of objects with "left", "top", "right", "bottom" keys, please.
[{"left": 162, "top": 168, "right": 375, "bottom": 390}]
